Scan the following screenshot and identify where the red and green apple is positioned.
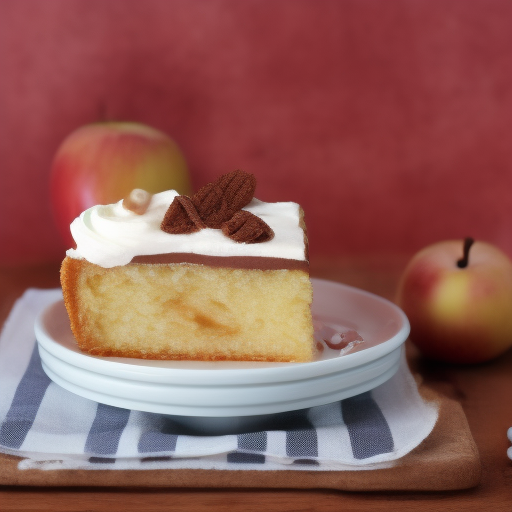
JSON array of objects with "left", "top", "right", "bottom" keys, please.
[
  {"left": 50, "top": 122, "right": 191, "bottom": 247},
  {"left": 396, "top": 238, "right": 512, "bottom": 364}
]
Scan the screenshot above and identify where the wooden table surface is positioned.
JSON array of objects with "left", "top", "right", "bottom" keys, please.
[{"left": 1, "top": 257, "right": 511, "bottom": 512}]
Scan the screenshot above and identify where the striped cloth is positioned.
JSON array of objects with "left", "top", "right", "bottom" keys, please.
[{"left": 0, "top": 289, "right": 438, "bottom": 471}]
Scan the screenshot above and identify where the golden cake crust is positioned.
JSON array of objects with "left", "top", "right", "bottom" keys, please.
[
  {"left": 61, "top": 256, "right": 314, "bottom": 362},
  {"left": 60, "top": 256, "right": 84, "bottom": 351}
]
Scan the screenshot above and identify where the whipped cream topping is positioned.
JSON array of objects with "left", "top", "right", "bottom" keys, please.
[{"left": 66, "top": 190, "right": 307, "bottom": 268}]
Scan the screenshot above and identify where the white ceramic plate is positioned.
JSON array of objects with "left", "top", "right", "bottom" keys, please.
[{"left": 35, "top": 279, "right": 409, "bottom": 421}]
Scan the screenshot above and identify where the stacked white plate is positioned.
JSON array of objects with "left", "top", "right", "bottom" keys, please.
[{"left": 35, "top": 279, "right": 409, "bottom": 433}]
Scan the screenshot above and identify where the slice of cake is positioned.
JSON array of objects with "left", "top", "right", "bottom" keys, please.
[{"left": 61, "top": 170, "right": 314, "bottom": 362}]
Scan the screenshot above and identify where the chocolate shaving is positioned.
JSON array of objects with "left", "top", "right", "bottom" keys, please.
[
  {"left": 194, "top": 170, "right": 257, "bottom": 228},
  {"left": 221, "top": 210, "right": 274, "bottom": 244},
  {"left": 161, "top": 196, "right": 206, "bottom": 234},
  {"left": 160, "top": 169, "right": 273, "bottom": 244}
]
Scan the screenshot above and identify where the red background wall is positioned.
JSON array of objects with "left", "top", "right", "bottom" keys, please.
[{"left": 1, "top": 0, "right": 511, "bottom": 265}]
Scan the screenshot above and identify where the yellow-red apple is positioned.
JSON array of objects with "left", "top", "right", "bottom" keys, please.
[
  {"left": 396, "top": 238, "right": 512, "bottom": 364},
  {"left": 50, "top": 122, "right": 191, "bottom": 247}
]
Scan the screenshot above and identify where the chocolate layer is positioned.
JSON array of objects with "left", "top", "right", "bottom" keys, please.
[{"left": 130, "top": 253, "right": 309, "bottom": 271}]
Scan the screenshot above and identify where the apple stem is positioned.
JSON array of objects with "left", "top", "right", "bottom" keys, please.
[{"left": 457, "top": 237, "right": 475, "bottom": 268}]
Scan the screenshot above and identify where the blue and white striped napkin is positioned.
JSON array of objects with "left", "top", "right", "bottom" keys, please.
[{"left": 0, "top": 289, "right": 438, "bottom": 472}]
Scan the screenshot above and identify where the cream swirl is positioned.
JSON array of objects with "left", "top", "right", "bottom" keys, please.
[{"left": 66, "top": 190, "right": 307, "bottom": 268}]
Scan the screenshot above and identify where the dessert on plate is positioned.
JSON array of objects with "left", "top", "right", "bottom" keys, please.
[{"left": 61, "top": 170, "right": 314, "bottom": 362}]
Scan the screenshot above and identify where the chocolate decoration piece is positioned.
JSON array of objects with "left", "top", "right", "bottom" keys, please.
[
  {"left": 161, "top": 196, "right": 206, "bottom": 234},
  {"left": 193, "top": 170, "right": 257, "bottom": 228},
  {"left": 161, "top": 170, "right": 257, "bottom": 235},
  {"left": 221, "top": 210, "right": 274, "bottom": 244},
  {"left": 160, "top": 170, "right": 277, "bottom": 244}
]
